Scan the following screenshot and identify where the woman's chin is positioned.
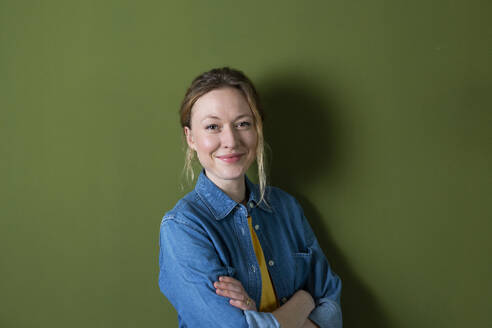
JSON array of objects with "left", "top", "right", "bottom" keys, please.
[
  {"left": 208, "top": 167, "right": 247, "bottom": 182},
  {"left": 221, "top": 170, "right": 247, "bottom": 181}
]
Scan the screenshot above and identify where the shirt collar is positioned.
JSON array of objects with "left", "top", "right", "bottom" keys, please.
[{"left": 195, "top": 170, "right": 272, "bottom": 221}]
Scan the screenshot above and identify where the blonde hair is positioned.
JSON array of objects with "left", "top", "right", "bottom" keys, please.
[{"left": 179, "top": 67, "right": 267, "bottom": 204}]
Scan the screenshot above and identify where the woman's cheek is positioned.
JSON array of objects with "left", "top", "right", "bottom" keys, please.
[{"left": 200, "top": 136, "right": 220, "bottom": 153}]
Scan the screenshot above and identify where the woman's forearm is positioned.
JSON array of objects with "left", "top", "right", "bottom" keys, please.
[
  {"left": 301, "top": 318, "right": 319, "bottom": 328},
  {"left": 272, "top": 290, "right": 315, "bottom": 328}
]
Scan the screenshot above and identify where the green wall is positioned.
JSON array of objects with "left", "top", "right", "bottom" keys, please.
[{"left": 1, "top": 1, "right": 490, "bottom": 327}]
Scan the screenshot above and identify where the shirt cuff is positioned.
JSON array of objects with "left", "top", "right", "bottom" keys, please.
[
  {"left": 244, "top": 310, "right": 281, "bottom": 328},
  {"left": 308, "top": 298, "right": 342, "bottom": 328}
]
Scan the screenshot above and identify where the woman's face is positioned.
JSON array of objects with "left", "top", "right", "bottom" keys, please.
[{"left": 185, "top": 87, "right": 257, "bottom": 189}]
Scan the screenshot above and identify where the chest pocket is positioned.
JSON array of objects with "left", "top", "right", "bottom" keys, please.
[{"left": 292, "top": 247, "right": 313, "bottom": 291}]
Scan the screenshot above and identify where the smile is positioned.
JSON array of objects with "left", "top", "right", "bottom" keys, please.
[{"left": 216, "top": 153, "right": 244, "bottom": 164}]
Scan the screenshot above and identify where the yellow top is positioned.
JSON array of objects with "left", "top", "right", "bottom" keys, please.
[{"left": 247, "top": 216, "right": 279, "bottom": 312}]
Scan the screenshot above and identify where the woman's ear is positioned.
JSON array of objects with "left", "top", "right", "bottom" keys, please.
[{"left": 184, "top": 126, "right": 195, "bottom": 150}]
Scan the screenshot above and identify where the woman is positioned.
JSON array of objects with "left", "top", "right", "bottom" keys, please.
[{"left": 158, "top": 67, "right": 342, "bottom": 328}]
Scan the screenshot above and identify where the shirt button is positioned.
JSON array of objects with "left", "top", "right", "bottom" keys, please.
[
  {"left": 268, "top": 260, "right": 274, "bottom": 267},
  {"left": 251, "top": 265, "right": 256, "bottom": 272},
  {"left": 254, "top": 224, "right": 259, "bottom": 230},
  {"left": 281, "top": 297, "right": 287, "bottom": 303},
  {"left": 248, "top": 202, "right": 254, "bottom": 208}
]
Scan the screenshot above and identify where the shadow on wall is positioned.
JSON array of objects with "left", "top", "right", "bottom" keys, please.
[{"left": 259, "top": 72, "right": 390, "bottom": 328}]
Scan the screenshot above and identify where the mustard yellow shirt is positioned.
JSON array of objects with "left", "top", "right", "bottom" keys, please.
[{"left": 247, "top": 216, "right": 279, "bottom": 312}]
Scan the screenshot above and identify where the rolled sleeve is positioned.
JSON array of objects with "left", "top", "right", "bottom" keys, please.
[
  {"left": 308, "top": 297, "right": 342, "bottom": 328},
  {"left": 244, "top": 310, "right": 281, "bottom": 328},
  {"left": 159, "top": 215, "right": 280, "bottom": 328},
  {"left": 296, "top": 200, "right": 343, "bottom": 328}
]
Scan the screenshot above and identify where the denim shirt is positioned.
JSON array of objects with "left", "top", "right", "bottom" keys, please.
[{"left": 158, "top": 171, "right": 342, "bottom": 327}]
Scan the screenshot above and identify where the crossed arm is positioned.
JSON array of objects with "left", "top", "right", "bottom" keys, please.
[
  {"left": 160, "top": 216, "right": 341, "bottom": 327},
  {"left": 214, "top": 276, "right": 319, "bottom": 328}
]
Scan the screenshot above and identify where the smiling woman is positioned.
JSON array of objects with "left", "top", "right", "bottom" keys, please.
[
  {"left": 158, "top": 67, "right": 342, "bottom": 328},
  {"left": 184, "top": 87, "right": 258, "bottom": 202}
]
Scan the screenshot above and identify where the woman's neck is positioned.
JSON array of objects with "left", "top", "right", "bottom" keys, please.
[{"left": 205, "top": 171, "right": 247, "bottom": 204}]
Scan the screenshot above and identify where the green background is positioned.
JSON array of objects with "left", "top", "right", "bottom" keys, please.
[{"left": 1, "top": 1, "right": 491, "bottom": 327}]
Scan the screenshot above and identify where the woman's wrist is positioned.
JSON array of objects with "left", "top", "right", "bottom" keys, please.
[{"left": 272, "top": 290, "right": 315, "bottom": 328}]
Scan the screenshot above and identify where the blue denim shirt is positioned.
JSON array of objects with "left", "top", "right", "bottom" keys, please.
[{"left": 158, "top": 171, "right": 342, "bottom": 327}]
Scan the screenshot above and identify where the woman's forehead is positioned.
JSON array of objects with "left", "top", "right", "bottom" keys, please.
[{"left": 191, "top": 88, "right": 252, "bottom": 120}]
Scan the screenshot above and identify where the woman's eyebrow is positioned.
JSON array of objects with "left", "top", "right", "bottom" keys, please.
[
  {"left": 234, "top": 114, "right": 253, "bottom": 120},
  {"left": 201, "top": 115, "right": 220, "bottom": 122},
  {"left": 200, "top": 114, "right": 252, "bottom": 122}
]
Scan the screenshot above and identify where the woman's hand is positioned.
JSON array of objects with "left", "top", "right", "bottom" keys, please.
[{"left": 214, "top": 276, "right": 257, "bottom": 311}]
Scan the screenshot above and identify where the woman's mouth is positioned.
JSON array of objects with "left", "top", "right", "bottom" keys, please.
[{"left": 216, "top": 153, "right": 244, "bottom": 164}]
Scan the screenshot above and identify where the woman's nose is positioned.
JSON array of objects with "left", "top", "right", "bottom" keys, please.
[{"left": 221, "top": 125, "right": 239, "bottom": 148}]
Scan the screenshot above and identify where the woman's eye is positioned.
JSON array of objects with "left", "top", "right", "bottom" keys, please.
[
  {"left": 237, "top": 121, "right": 251, "bottom": 128},
  {"left": 205, "top": 124, "right": 219, "bottom": 131}
]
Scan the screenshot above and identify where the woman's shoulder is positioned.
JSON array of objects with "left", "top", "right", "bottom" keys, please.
[
  {"left": 265, "top": 185, "right": 299, "bottom": 205},
  {"left": 261, "top": 185, "right": 305, "bottom": 218},
  {"left": 261, "top": 185, "right": 309, "bottom": 231},
  {"left": 160, "top": 190, "right": 211, "bottom": 230}
]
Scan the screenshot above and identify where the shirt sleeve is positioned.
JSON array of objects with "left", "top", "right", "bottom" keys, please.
[
  {"left": 295, "top": 200, "right": 343, "bottom": 328},
  {"left": 158, "top": 215, "right": 280, "bottom": 328}
]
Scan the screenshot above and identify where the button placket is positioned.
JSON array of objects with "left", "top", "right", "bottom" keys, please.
[{"left": 242, "top": 205, "right": 261, "bottom": 302}]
